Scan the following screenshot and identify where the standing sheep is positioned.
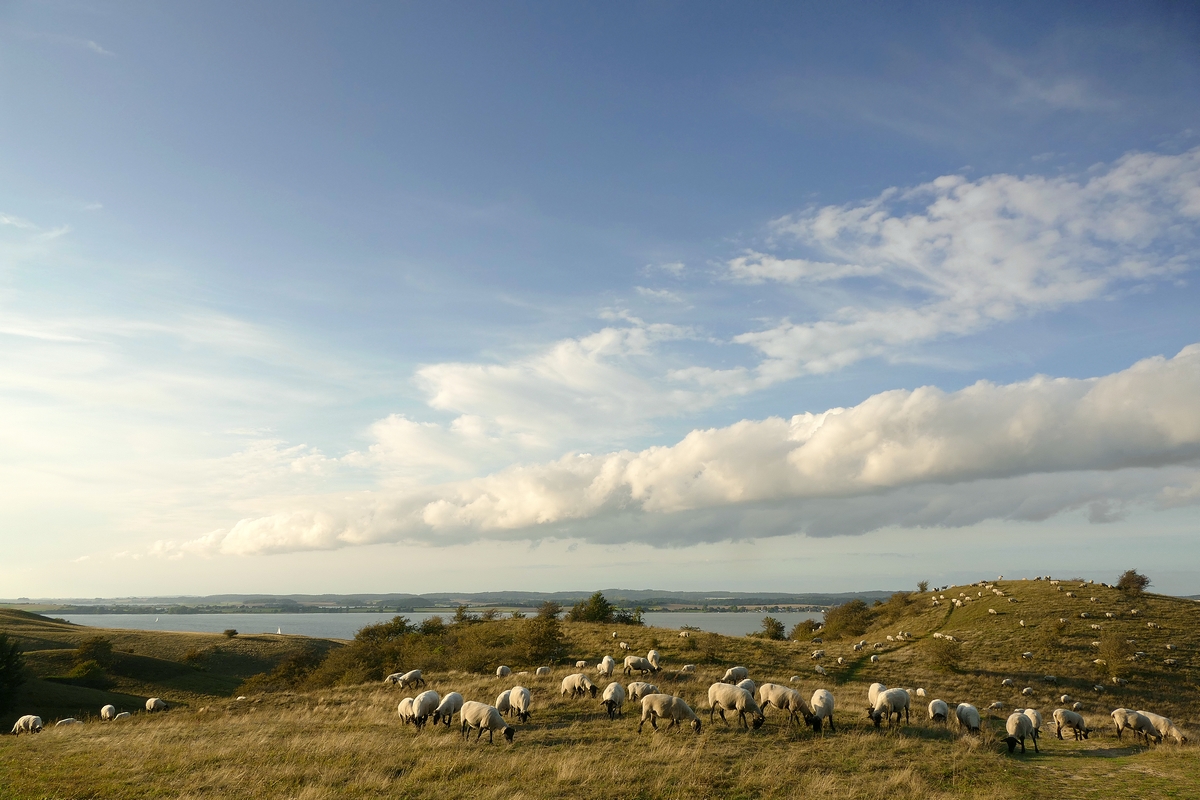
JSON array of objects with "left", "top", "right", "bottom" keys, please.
[
  {"left": 868, "top": 683, "right": 887, "bottom": 707},
  {"left": 868, "top": 688, "right": 910, "bottom": 728},
  {"left": 601, "top": 681, "right": 626, "bottom": 719},
  {"left": 496, "top": 665, "right": 512, "bottom": 678},
  {"left": 145, "top": 698, "right": 167, "bottom": 713},
  {"left": 460, "top": 701, "right": 514, "bottom": 744},
  {"left": 707, "top": 683, "right": 764, "bottom": 730},
  {"left": 638, "top": 694, "right": 701, "bottom": 734},
  {"left": 510, "top": 686, "right": 532, "bottom": 723},
  {"left": 955, "top": 703, "right": 982, "bottom": 735},
  {"left": 597, "top": 655, "right": 616, "bottom": 677},
  {"left": 560, "top": 673, "right": 598, "bottom": 699},
  {"left": 1111, "top": 708, "right": 1162, "bottom": 744},
  {"left": 755, "top": 684, "right": 816, "bottom": 728},
  {"left": 10, "top": 715, "right": 42, "bottom": 735},
  {"left": 411, "top": 690, "right": 441, "bottom": 730},
  {"left": 1136, "top": 710, "right": 1187, "bottom": 744},
  {"left": 100, "top": 705, "right": 117, "bottom": 721},
  {"left": 1004, "top": 712, "right": 1038, "bottom": 754},
  {"left": 433, "top": 692, "right": 464, "bottom": 726},
  {"left": 810, "top": 689, "right": 836, "bottom": 733},
  {"left": 397, "top": 697, "right": 415, "bottom": 724},
  {"left": 721, "top": 666, "right": 749, "bottom": 683},
  {"left": 495, "top": 690, "right": 512, "bottom": 717},
  {"left": 627, "top": 681, "right": 660, "bottom": 702},
  {"left": 928, "top": 699, "right": 950, "bottom": 723},
  {"left": 736, "top": 678, "right": 756, "bottom": 695},
  {"left": 535, "top": 666, "right": 551, "bottom": 677},
  {"left": 1053, "top": 708, "right": 1091, "bottom": 740},
  {"left": 647, "top": 650, "right": 662, "bottom": 671},
  {"left": 623, "top": 655, "right": 657, "bottom": 676},
  {"left": 575, "top": 660, "right": 588, "bottom": 669},
  {"left": 398, "top": 670, "right": 426, "bottom": 690}
]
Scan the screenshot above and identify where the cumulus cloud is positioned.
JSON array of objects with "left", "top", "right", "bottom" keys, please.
[
  {"left": 166, "top": 342, "right": 1200, "bottom": 557},
  {"left": 706, "top": 147, "right": 1200, "bottom": 386}
]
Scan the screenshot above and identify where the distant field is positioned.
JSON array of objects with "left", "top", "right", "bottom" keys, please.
[{"left": 3, "top": 580, "right": 1200, "bottom": 799}]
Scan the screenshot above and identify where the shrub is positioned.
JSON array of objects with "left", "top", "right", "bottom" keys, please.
[
  {"left": 240, "top": 647, "right": 327, "bottom": 693},
  {"left": 418, "top": 616, "right": 446, "bottom": 636},
  {"left": 524, "top": 614, "right": 567, "bottom": 663},
  {"left": 789, "top": 619, "right": 821, "bottom": 640},
  {"left": 752, "top": 616, "right": 786, "bottom": 640},
  {"left": 1117, "top": 569, "right": 1151, "bottom": 596},
  {"left": 223, "top": 629, "right": 238, "bottom": 638},
  {"left": 75, "top": 636, "right": 115, "bottom": 669},
  {"left": 567, "top": 592, "right": 615, "bottom": 623},
  {"left": 480, "top": 608, "right": 499, "bottom": 621},
  {"left": 184, "top": 647, "right": 207, "bottom": 664},
  {"left": 510, "top": 610, "right": 526, "bottom": 620},
  {"left": 453, "top": 605, "right": 477, "bottom": 624},
  {"left": 917, "top": 580, "right": 929, "bottom": 593},
  {"left": 927, "top": 637, "right": 961, "bottom": 672},
  {"left": 65, "top": 659, "right": 112, "bottom": 689},
  {"left": 1099, "top": 634, "right": 1134, "bottom": 678},
  {"left": 700, "top": 633, "right": 721, "bottom": 663},
  {"left": 822, "top": 600, "right": 872, "bottom": 639},
  {"left": 612, "top": 607, "right": 645, "bottom": 626},
  {"left": 0, "top": 632, "right": 26, "bottom": 714}
]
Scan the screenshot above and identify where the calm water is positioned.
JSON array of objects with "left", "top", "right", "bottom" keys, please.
[{"left": 62, "top": 610, "right": 823, "bottom": 639}]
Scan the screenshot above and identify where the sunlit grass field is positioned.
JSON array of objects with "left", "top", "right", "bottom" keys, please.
[{"left": 4, "top": 578, "right": 1200, "bottom": 799}]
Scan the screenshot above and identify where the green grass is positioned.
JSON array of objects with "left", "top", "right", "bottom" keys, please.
[{"left": 3, "top": 579, "right": 1200, "bottom": 799}]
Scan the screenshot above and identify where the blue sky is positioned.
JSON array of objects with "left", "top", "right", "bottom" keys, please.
[{"left": 2, "top": 1, "right": 1199, "bottom": 597}]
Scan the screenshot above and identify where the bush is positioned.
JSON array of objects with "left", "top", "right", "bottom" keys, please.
[
  {"left": 480, "top": 608, "right": 499, "bottom": 621},
  {"left": 223, "top": 629, "right": 238, "bottom": 638},
  {"left": 418, "top": 616, "right": 446, "bottom": 636},
  {"left": 183, "top": 647, "right": 208, "bottom": 664},
  {"left": 75, "top": 636, "right": 115, "bottom": 669},
  {"left": 612, "top": 607, "right": 645, "bottom": 626},
  {"left": 1117, "top": 569, "right": 1151, "bottom": 596},
  {"left": 1099, "top": 634, "right": 1134, "bottom": 677},
  {"left": 453, "top": 605, "right": 477, "bottom": 625},
  {"left": 927, "top": 637, "right": 961, "bottom": 672},
  {"left": 700, "top": 633, "right": 721, "bottom": 663},
  {"left": 240, "top": 647, "right": 327, "bottom": 693},
  {"left": 524, "top": 613, "right": 567, "bottom": 663},
  {"left": 567, "top": 592, "right": 615, "bottom": 623},
  {"left": 822, "top": 600, "right": 873, "bottom": 639},
  {"left": 65, "top": 659, "right": 112, "bottom": 689},
  {"left": 917, "top": 580, "right": 929, "bottom": 593},
  {"left": 789, "top": 619, "right": 821, "bottom": 640},
  {"left": 752, "top": 616, "right": 785, "bottom": 640},
  {"left": 0, "top": 632, "right": 26, "bottom": 714}
]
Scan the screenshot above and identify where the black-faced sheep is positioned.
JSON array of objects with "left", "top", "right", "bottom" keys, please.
[
  {"left": 460, "top": 700, "right": 514, "bottom": 744},
  {"left": 638, "top": 693, "right": 701, "bottom": 734},
  {"left": 707, "top": 683, "right": 764, "bottom": 730}
]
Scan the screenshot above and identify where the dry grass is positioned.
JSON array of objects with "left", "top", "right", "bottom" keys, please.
[{"left": 4, "top": 580, "right": 1200, "bottom": 798}]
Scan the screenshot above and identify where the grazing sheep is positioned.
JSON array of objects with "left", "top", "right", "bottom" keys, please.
[
  {"left": 708, "top": 683, "right": 765, "bottom": 729},
  {"left": 853, "top": 642, "right": 865, "bottom": 651},
  {"left": 1060, "top": 694, "right": 1073, "bottom": 704},
  {"left": 638, "top": 694, "right": 701, "bottom": 734},
  {"left": 626, "top": 681, "right": 660, "bottom": 701},
  {"left": 510, "top": 686, "right": 532, "bottom": 723},
  {"left": 756, "top": 683, "right": 816, "bottom": 728},
  {"left": 1137, "top": 710, "right": 1187, "bottom": 744},
  {"left": 100, "top": 705, "right": 117, "bottom": 721},
  {"left": 495, "top": 690, "right": 512, "bottom": 717},
  {"left": 1023, "top": 708, "right": 1043, "bottom": 742},
  {"left": 623, "top": 656, "right": 657, "bottom": 676},
  {"left": 613, "top": 632, "right": 618, "bottom": 638},
  {"left": 575, "top": 660, "right": 588, "bottom": 669},
  {"left": 1001, "top": 678, "right": 1015, "bottom": 687},
  {"left": 601, "top": 681, "right": 626, "bottom": 719},
  {"left": 619, "top": 641, "right": 630, "bottom": 651},
  {"left": 1021, "top": 652, "right": 1033, "bottom": 660},
  {"left": 989, "top": 609, "right": 998, "bottom": 615},
  {"left": 1021, "top": 687, "right": 1034, "bottom": 696},
  {"left": 988, "top": 701, "right": 1005, "bottom": 711},
  {"left": 868, "top": 688, "right": 910, "bottom": 728},
  {"left": 460, "top": 701, "right": 514, "bottom": 744},
  {"left": 915, "top": 688, "right": 926, "bottom": 698},
  {"left": 680, "top": 664, "right": 696, "bottom": 674},
  {"left": 496, "top": 665, "right": 512, "bottom": 678},
  {"left": 736, "top": 678, "right": 756, "bottom": 695},
  {"left": 1091, "top": 624, "right": 1102, "bottom": 631},
  {"left": 1004, "top": 712, "right": 1038, "bottom": 753},
  {"left": 398, "top": 670, "right": 426, "bottom": 690},
  {"left": 145, "top": 698, "right": 167, "bottom": 713},
  {"left": 384, "top": 672, "right": 406, "bottom": 685},
  {"left": 55, "top": 718, "right": 80, "bottom": 727},
  {"left": 647, "top": 650, "right": 662, "bottom": 671},
  {"left": 1053, "top": 708, "right": 1091, "bottom": 740},
  {"left": 113, "top": 712, "right": 131, "bottom": 721},
  {"left": 928, "top": 699, "right": 949, "bottom": 723},
  {"left": 811, "top": 649, "right": 826, "bottom": 660},
  {"left": 678, "top": 630, "right": 690, "bottom": 638},
  {"left": 869, "top": 655, "right": 879, "bottom": 663},
  {"left": 1073, "top": 702, "right": 1084, "bottom": 711},
  {"left": 1106, "top": 612, "right": 1116, "bottom": 619},
  {"left": 790, "top": 676, "right": 802, "bottom": 683},
  {"left": 1165, "top": 658, "right": 1179, "bottom": 666},
  {"left": 721, "top": 666, "right": 749, "bottom": 683},
  {"left": 10, "top": 715, "right": 42, "bottom": 735},
  {"left": 597, "top": 655, "right": 616, "bottom": 677},
  {"left": 411, "top": 690, "right": 441, "bottom": 729},
  {"left": 868, "top": 683, "right": 887, "bottom": 706},
  {"left": 561, "top": 673, "right": 598, "bottom": 699},
  {"left": 1112, "top": 708, "right": 1162, "bottom": 744},
  {"left": 397, "top": 697, "right": 415, "bottom": 724},
  {"left": 810, "top": 689, "right": 836, "bottom": 733},
  {"left": 1166, "top": 644, "right": 1177, "bottom": 651},
  {"left": 1080, "top": 613, "right": 1090, "bottom": 619},
  {"left": 433, "top": 692, "right": 464, "bottom": 726},
  {"left": 535, "top": 666, "right": 551, "bottom": 677},
  {"left": 836, "top": 657, "right": 845, "bottom": 665},
  {"left": 815, "top": 665, "right": 828, "bottom": 675}
]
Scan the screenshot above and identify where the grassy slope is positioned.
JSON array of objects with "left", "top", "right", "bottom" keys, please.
[
  {"left": 0, "top": 609, "right": 340, "bottom": 726},
  {"left": 3, "top": 580, "right": 1200, "bottom": 799}
]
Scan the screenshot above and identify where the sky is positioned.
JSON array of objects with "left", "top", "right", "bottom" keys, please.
[{"left": 2, "top": 1, "right": 1199, "bottom": 598}]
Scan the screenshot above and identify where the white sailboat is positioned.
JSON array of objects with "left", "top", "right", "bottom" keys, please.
[{"left": 277, "top": 627, "right": 282, "bottom": 635}]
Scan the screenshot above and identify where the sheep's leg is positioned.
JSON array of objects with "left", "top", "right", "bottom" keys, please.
[
  {"left": 1033, "top": 733, "right": 1039, "bottom": 753},
  {"left": 1056, "top": 724, "right": 1063, "bottom": 740},
  {"left": 828, "top": 713, "right": 835, "bottom": 733}
]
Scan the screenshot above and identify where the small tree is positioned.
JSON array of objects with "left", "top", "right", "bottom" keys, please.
[
  {"left": 223, "top": 629, "right": 238, "bottom": 638},
  {"left": 789, "top": 619, "right": 820, "bottom": 640},
  {"left": 917, "top": 580, "right": 929, "bottom": 593},
  {"left": 480, "top": 608, "right": 499, "bottom": 621},
  {"left": 510, "top": 610, "right": 527, "bottom": 620},
  {"left": 567, "top": 591, "right": 615, "bottom": 623},
  {"left": 453, "top": 605, "right": 477, "bottom": 624},
  {"left": 754, "top": 616, "right": 786, "bottom": 640},
  {"left": 822, "top": 599, "right": 873, "bottom": 639},
  {"left": 524, "top": 611, "right": 566, "bottom": 663},
  {"left": 0, "top": 633, "right": 26, "bottom": 714},
  {"left": 74, "top": 636, "right": 115, "bottom": 669},
  {"left": 537, "top": 601, "right": 562, "bottom": 620},
  {"left": 418, "top": 615, "right": 446, "bottom": 636},
  {"left": 1117, "top": 569, "right": 1151, "bottom": 596}
]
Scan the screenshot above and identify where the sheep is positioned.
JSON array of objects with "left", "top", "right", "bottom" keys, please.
[
  {"left": 623, "top": 656, "right": 657, "bottom": 676},
  {"left": 411, "top": 690, "right": 441, "bottom": 729},
  {"left": 678, "top": 630, "right": 690, "bottom": 638},
  {"left": 495, "top": 690, "right": 512, "bottom": 717},
  {"left": 612, "top": 632, "right": 618, "bottom": 638},
  {"left": 575, "top": 660, "right": 588, "bottom": 669},
  {"left": 1001, "top": 678, "right": 1015, "bottom": 687},
  {"left": 1019, "top": 620, "right": 1026, "bottom": 628},
  {"left": 1021, "top": 687, "right": 1034, "bottom": 696},
  {"left": 756, "top": 683, "right": 816, "bottom": 728},
  {"left": 1066, "top": 592, "right": 1076, "bottom": 598},
  {"left": 721, "top": 666, "right": 749, "bottom": 683},
  {"left": 10, "top": 715, "right": 42, "bottom": 735},
  {"left": 397, "top": 697, "right": 415, "bottom": 723},
  {"left": 790, "top": 676, "right": 802, "bottom": 683},
  {"left": 869, "top": 655, "right": 879, "bottom": 663},
  {"left": 1080, "top": 612, "right": 1090, "bottom": 619},
  {"left": 536, "top": 666, "right": 551, "bottom": 677},
  {"left": 928, "top": 699, "right": 950, "bottom": 723},
  {"left": 815, "top": 665, "right": 829, "bottom": 675},
  {"left": 561, "top": 673, "right": 598, "bottom": 699},
  {"left": 100, "top": 704, "right": 117, "bottom": 721},
  {"left": 397, "top": 670, "right": 426, "bottom": 689},
  {"left": 708, "top": 682, "right": 764, "bottom": 729},
  {"left": 915, "top": 688, "right": 926, "bottom": 698},
  {"left": 1020, "top": 651, "right": 1033, "bottom": 660},
  {"left": 1073, "top": 702, "right": 1084, "bottom": 711},
  {"left": 867, "top": 688, "right": 910, "bottom": 728},
  {"left": 868, "top": 683, "right": 887, "bottom": 707},
  {"left": 1112, "top": 708, "right": 1162, "bottom": 744},
  {"left": 1004, "top": 712, "right": 1039, "bottom": 754},
  {"left": 113, "top": 712, "right": 131, "bottom": 720},
  {"left": 626, "top": 681, "right": 659, "bottom": 701},
  {"left": 601, "top": 681, "right": 626, "bottom": 719},
  {"left": 510, "top": 686, "right": 532, "bottom": 723},
  {"left": 1106, "top": 612, "right": 1116, "bottom": 619},
  {"left": 496, "top": 665, "right": 512, "bottom": 678},
  {"left": 1023, "top": 708, "right": 1043, "bottom": 743},
  {"left": 619, "top": 641, "right": 630, "bottom": 651},
  {"left": 680, "top": 664, "right": 696, "bottom": 674},
  {"left": 145, "top": 698, "right": 167, "bottom": 713},
  {"left": 1137, "top": 710, "right": 1187, "bottom": 744},
  {"left": 1060, "top": 694, "right": 1073, "bottom": 704},
  {"left": 989, "top": 609, "right": 998, "bottom": 615},
  {"left": 810, "top": 649, "right": 826, "bottom": 660},
  {"left": 597, "top": 655, "right": 616, "bottom": 677},
  {"left": 1165, "top": 658, "right": 1179, "bottom": 666},
  {"left": 55, "top": 718, "right": 81, "bottom": 727},
  {"left": 1091, "top": 624, "right": 1102, "bottom": 631},
  {"left": 736, "top": 678, "right": 756, "bottom": 695},
  {"left": 853, "top": 642, "right": 865, "bottom": 651},
  {"left": 384, "top": 672, "right": 405, "bottom": 685},
  {"left": 1166, "top": 644, "right": 1177, "bottom": 651},
  {"left": 810, "top": 689, "right": 836, "bottom": 733},
  {"left": 433, "top": 692, "right": 463, "bottom": 726},
  {"left": 460, "top": 700, "right": 514, "bottom": 744},
  {"left": 647, "top": 650, "right": 662, "bottom": 671},
  {"left": 836, "top": 657, "right": 845, "bottom": 665},
  {"left": 638, "top": 693, "right": 701, "bottom": 734},
  {"left": 1053, "top": 708, "right": 1091, "bottom": 740}
]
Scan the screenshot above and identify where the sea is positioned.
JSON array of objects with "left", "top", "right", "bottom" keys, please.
[{"left": 60, "top": 610, "right": 823, "bottom": 640}]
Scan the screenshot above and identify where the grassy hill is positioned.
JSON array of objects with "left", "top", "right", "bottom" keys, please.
[{"left": 3, "top": 578, "right": 1200, "bottom": 799}]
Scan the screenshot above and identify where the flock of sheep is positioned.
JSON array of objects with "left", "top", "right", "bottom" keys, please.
[{"left": 9, "top": 697, "right": 168, "bottom": 736}]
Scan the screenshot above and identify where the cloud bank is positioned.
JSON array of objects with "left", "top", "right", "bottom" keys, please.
[{"left": 169, "top": 342, "right": 1200, "bottom": 557}]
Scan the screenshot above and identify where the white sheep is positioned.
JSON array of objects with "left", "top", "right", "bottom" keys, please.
[
  {"left": 619, "top": 641, "right": 630, "bottom": 651},
  {"left": 1060, "top": 694, "right": 1073, "bottom": 704},
  {"left": 601, "top": 681, "right": 626, "bottom": 719},
  {"left": 411, "top": 690, "right": 441, "bottom": 729},
  {"left": 596, "top": 655, "right": 616, "bottom": 677},
  {"left": 10, "top": 715, "right": 42, "bottom": 735},
  {"left": 100, "top": 704, "right": 117, "bottom": 721},
  {"left": 915, "top": 688, "right": 926, "bottom": 698},
  {"left": 678, "top": 630, "right": 690, "bottom": 638},
  {"left": 623, "top": 655, "right": 656, "bottom": 676},
  {"left": 1073, "top": 702, "right": 1084, "bottom": 711},
  {"left": 1112, "top": 708, "right": 1162, "bottom": 744},
  {"left": 510, "top": 686, "right": 532, "bottom": 723},
  {"left": 626, "top": 681, "right": 659, "bottom": 701},
  {"left": 868, "top": 688, "right": 910, "bottom": 727},
  {"left": 928, "top": 699, "right": 949, "bottom": 723},
  {"left": 1053, "top": 708, "right": 1091, "bottom": 740},
  {"left": 433, "top": 692, "right": 463, "bottom": 726},
  {"left": 55, "top": 718, "right": 80, "bottom": 727},
  {"left": 145, "top": 698, "right": 167, "bottom": 713},
  {"left": 1001, "top": 678, "right": 1015, "bottom": 687},
  {"left": 1136, "top": 710, "right": 1187, "bottom": 744},
  {"left": 535, "top": 666, "right": 551, "bottom": 677},
  {"left": 950, "top": 705, "right": 979, "bottom": 738},
  {"left": 815, "top": 665, "right": 828, "bottom": 675},
  {"left": 721, "top": 666, "right": 749, "bottom": 683},
  {"left": 810, "top": 649, "right": 825, "bottom": 660},
  {"left": 638, "top": 693, "right": 701, "bottom": 734},
  {"left": 113, "top": 712, "right": 131, "bottom": 720},
  {"left": 868, "top": 683, "right": 887, "bottom": 707},
  {"left": 869, "top": 655, "right": 879, "bottom": 663},
  {"left": 755, "top": 683, "right": 816, "bottom": 728},
  {"left": 495, "top": 689, "right": 512, "bottom": 717},
  {"left": 735, "top": 678, "right": 756, "bottom": 695},
  {"left": 647, "top": 650, "right": 661, "bottom": 671},
  {"left": 397, "top": 698, "right": 415, "bottom": 724},
  {"left": 1004, "top": 712, "right": 1038, "bottom": 753},
  {"left": 680, "top": 664, "right": 696, "bottom": 674},
  {"left": 1021, "top": 687, "right": 1034, "bottom": 697},
  {"left": 397, "top": 669, "right": 426, "bottom": 689},
  {"left": 1021, "top": 651, "right": 1033, "bottom": 660},
  {"left": 460, "top": 700, "right": 514, "bottom": 743},
  {"left": 988, "top": 609, "right": 997, "bottom": 615},
  {"left": 575, "top": 660, "right": 588, "bottom": 669},
  {"left": 496, "top": 665, "right": 512, "bottom": 678},
  {"left": 1023, "top": 708, "right": 1043, "bottom": 743},
  {"left": 560, "top": 673, "right": 598, "bottom": 699},
  {"left": 988, "top": 701, "right": 1005, "bottom": 711},
  {"left": 810, "top": 689, "right": 835, "bottom": 733},
  {"left": 384, "top": 672, "right": 405, "bottom": 685},
  {"left": 708, "top": 682, "right": 764, "bottom": 729}
]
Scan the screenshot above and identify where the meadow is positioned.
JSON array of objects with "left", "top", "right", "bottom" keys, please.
[{"left": 3, "top": 578, "right": 1199, "bottom": 799}]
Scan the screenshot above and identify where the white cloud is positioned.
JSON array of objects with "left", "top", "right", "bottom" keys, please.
[
  {"left": 726, "top": 251, "right": 880, "bottom": 283},
  {"left": 169, "top": 342, "right": 1200, "bottom": 557},
  {"left": 635, "top": 286, "right": 685, "bottom": 302}
]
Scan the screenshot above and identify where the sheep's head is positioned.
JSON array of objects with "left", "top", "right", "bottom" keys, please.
[
  {"left": 809, "top": 716, "right": 822, "bottom": 733},
  {"left": 588, "top": 685, "right": 598, "bottom": 698},
  {"left": 690, "top": 719, "right": 702, "bottom": 734},
  {"left": 502, "top": 726, "right": 515, "bottom": 743},
  {"left": 1003, "top": 736, "right": 1018, "bottom": 753},
  {"left": 751, "top": 715, "right": 764, "bottom": 730}
]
